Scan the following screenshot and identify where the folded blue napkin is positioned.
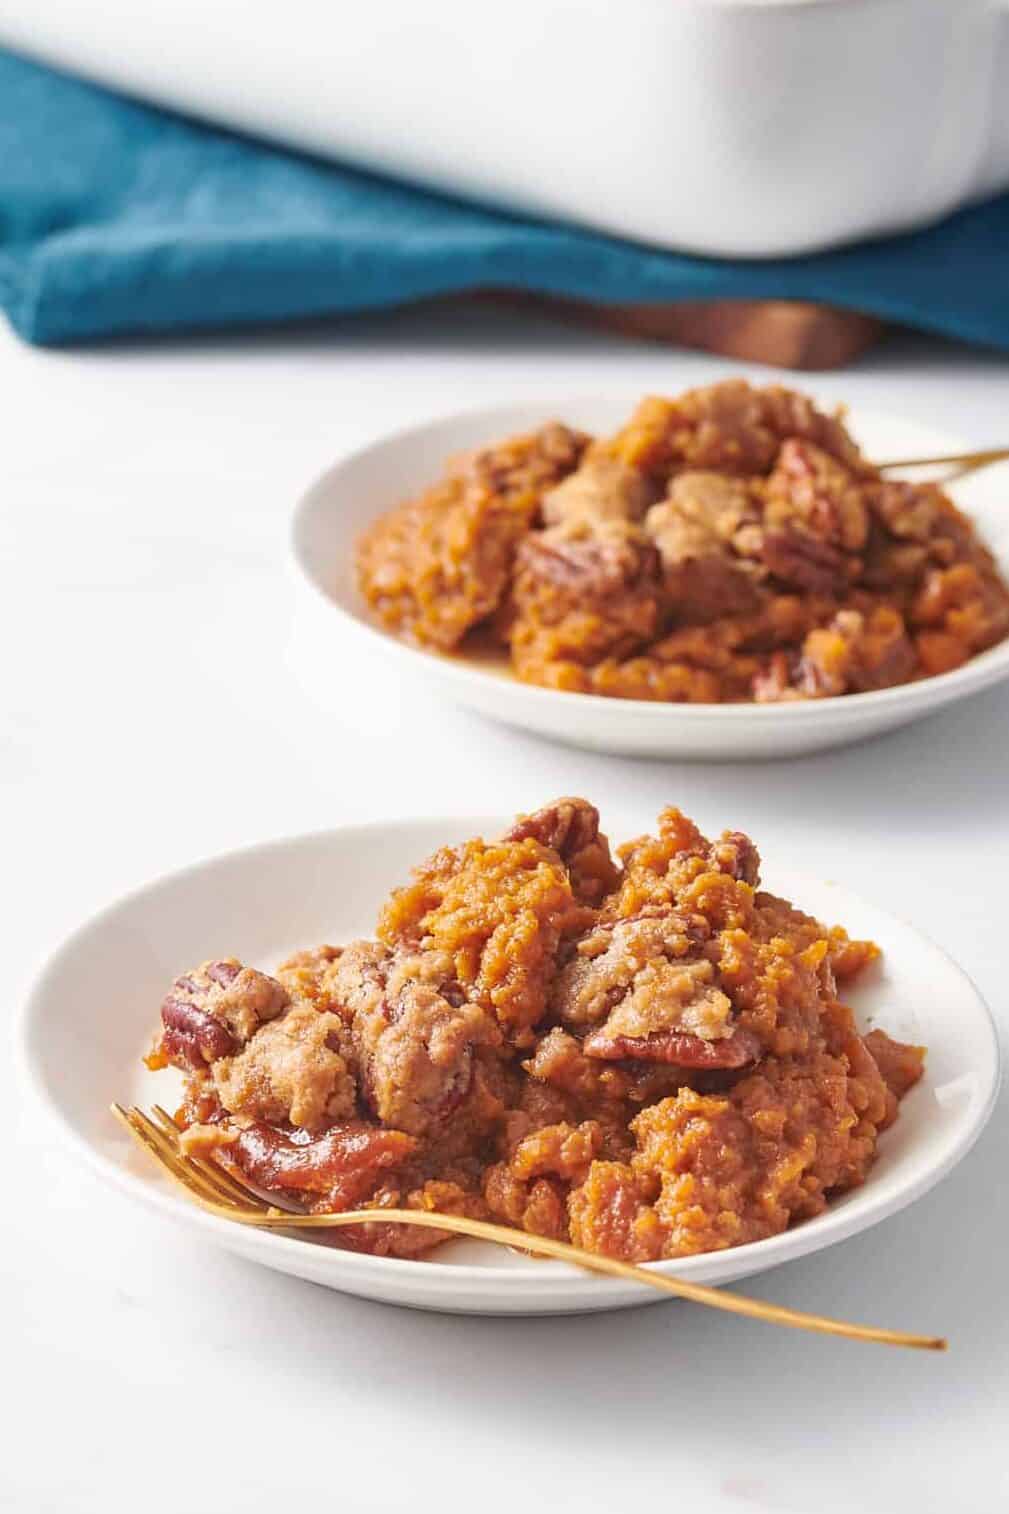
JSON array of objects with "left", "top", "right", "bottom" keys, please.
[{"left": 1, "top": 47, "right": 1007, "bottom": 350}]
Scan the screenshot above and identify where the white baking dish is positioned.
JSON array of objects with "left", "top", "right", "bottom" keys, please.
[{"left": 2, "top": 0, "right": 1008, "bottom": 258}]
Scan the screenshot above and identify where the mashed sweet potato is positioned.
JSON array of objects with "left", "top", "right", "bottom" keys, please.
[
  {"left": 147, "top": 800, "right": 924, "bottom": 1263},
  {"left": 356, "top": 381, "right": 1009, "bottom": 702}
]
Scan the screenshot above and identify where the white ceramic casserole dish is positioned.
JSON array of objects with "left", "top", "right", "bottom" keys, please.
[{"left": 1, "top": 0, "right": 1007, "bottom": 258}]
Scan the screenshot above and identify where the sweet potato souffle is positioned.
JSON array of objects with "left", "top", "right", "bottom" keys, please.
[
  {"left": 356, "top": 380, "right": 1009, "bottom": 702},
  {"left": 147, "top": 799, "right": 924, "bottom": 1263}
]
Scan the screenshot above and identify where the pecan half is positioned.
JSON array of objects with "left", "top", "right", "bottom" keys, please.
[
  {"left": 582, "top": 1025, "right": 761, "bottom": 1069},
  {"left": 158, "top": 959, "right": 289, "bottom": 1070},
  {"left": 505, "top": 797, "right": 602, "bottom": 860},
  {"left": 160, "top": 990, "right": 237, "bottom": 1069},
  {"left": 761, "top": 529, "right": 850, "bottom": 596}
]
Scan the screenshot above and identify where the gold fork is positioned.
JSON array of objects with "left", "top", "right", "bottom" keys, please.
[
  {"left": 875, "top": 446, "right": 1009, "bottom": 482},
  {"left": 113, "top": 1103, "right": 945, "bottom": 1351}
]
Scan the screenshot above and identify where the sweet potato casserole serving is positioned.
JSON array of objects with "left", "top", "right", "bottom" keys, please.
[
  {"left": 147, "top": 799, "right": 925, "bottom": 1263},
  {"left": 356, "top": 381, "right": 1009, "bottom": 702}
]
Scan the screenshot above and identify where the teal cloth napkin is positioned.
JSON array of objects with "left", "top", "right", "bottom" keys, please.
[{"left": 1, "top": 47, "right": 1007, "bottom": 349}]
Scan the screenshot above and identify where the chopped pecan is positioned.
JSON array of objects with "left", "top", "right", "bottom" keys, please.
[
  {"left": 761, "top": 529, "right": 850, "bottom": 596},
  {"left": 506, "top": 796, "right": 602, "bottom": 860},
  {"left": 504, "top": 797, "right": 620, "bottom": 905},
  {"left": 868, "top": 479, "right": 951, "bottom": 543},
  {"left": 708, "top": 831, "right": 761, "bottom": 886},
  {"left": 765, "top": 438, "right": 870, "bottom": 552},
  {"left": 158, "top": 959, "right": 289, "bottom": 1071},
  {"left": 509, "top": 520, "right": 665, "bottom": 670}
]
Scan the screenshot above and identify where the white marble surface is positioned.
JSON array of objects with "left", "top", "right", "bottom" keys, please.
[{"left": 5, "top": 308, "right": 1007, "bottom": 1514}]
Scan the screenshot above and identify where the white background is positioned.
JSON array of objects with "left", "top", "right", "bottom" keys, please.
[{"left": 5, "top": 308, "right": 1007, "bottom": 1514}]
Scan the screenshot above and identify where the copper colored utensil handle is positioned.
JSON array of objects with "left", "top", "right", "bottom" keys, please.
[{"left": 113, "top": 1103, "right": 947, "bottom": 1352}]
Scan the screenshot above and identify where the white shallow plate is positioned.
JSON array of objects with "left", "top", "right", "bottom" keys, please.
[
  {"left": 292, "top": 394, "right": 1009, "bottom": 759},
  {"left": 20, "top": 815, "right": 999, "bottom": 1316}
]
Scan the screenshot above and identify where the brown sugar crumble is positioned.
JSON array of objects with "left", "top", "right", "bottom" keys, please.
[
  {"left": 146, "top": 799, "right": 925, "bottom": 1262},
  {"left": 356, "top": 381, "right": 1009, "bottom": 702}
]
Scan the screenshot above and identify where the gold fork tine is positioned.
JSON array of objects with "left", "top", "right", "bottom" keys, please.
[
  {"left": 148, "top": 1106, "right": 262, "bottom": 1209},
  {"left": 113, "top": 1105, "right": 245, "bottom": 1210},
  {"left": 114, "top": 1104, "right": 946, "bottom": 1352}
]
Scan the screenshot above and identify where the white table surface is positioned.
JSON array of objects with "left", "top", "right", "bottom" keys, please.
[{"left": 5, "top": 308, "right": 1007, "bottom": 1514}]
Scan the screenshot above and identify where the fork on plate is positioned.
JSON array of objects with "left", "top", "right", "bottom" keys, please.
[{"left": 113, "top": 1102, "right": 944, "bottom": 1352}]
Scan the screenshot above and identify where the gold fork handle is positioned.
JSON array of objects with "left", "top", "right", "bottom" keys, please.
[
  {"left": 236, "top": 1205, "right": 947, "bottom": 1350},
  {"left": 876, "top": 446, "right": 1009, "bottom": 477},
  {"left": 114, "top": 1104, "right": 946, "bottom": 1352}
]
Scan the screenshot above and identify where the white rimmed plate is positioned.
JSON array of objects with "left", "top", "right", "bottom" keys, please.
[
  {"left": 19, "top": 815, "right": 999, "bottom": 1315},
  {"left": 292, "top": 395, "right": 1009, "bottom": 759}
]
